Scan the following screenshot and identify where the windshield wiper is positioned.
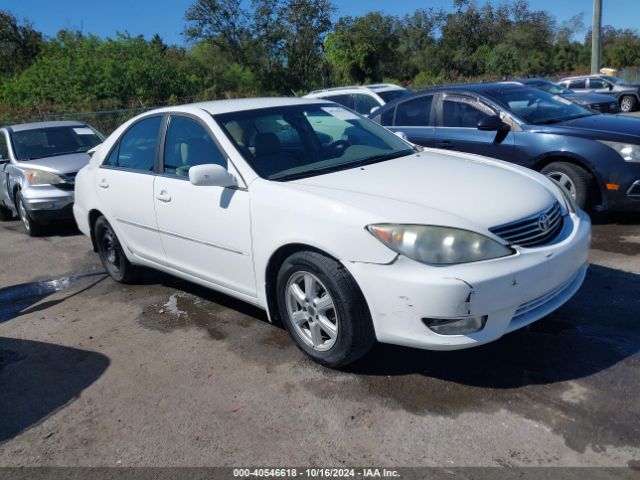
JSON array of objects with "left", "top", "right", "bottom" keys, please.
[{"left": 272, "top": 150, "right": 413, "bottom": 182}]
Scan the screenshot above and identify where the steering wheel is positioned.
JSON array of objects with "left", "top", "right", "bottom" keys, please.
[{"left": 326, "top": 139, "right": 351, "bottom": 157}]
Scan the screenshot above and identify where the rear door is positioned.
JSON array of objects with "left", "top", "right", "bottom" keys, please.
[
  {"left": 0, "top": 131, "right": 12, "bottom": 210},
  {"left": 95, "top": 115, "right": 165, "bottom": 264},
  {"left": 381, "top": 94, "right": 437, "bottom": 147},
  {"left": 432, "top": 92, "right": 515, "bottom": 160}
]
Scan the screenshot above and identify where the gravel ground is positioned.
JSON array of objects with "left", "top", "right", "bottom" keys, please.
[{"left": 0, "top": 211, "right": 639, "bottom": 468}]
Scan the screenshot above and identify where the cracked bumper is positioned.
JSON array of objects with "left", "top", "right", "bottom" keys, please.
[{"left": 345, "top": 211, "right": 591, "bottom": 350}]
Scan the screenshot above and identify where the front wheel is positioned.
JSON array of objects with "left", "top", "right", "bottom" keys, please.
[
  {"left": 276, "top": 251, "right": 375, "bottom": 368},
  {"left": 542, "top": 162, "right": 595, "bottom": 210},
  {"left": 94, "top": 216, "right": 139, "bottom": 283},
  {"left": 16, "top": 192, "right": 45, "bottom": 236},
  {"left": 620, "top": 95, "right": 637, "bottom": 113}
]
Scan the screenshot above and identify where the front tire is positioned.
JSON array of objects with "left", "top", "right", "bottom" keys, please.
[
  {"left": 94, "top": 216, "right": 138, "bottom": 283},
  {"left": 16, "top": 192, "right": 45, "bottom": 236},
  {"left": 542, "top": 162, "right": 595, "bottom": 210},
  {"left": 276, "top": 251, "right": 375, "bottom": 368},
  {"left": 620, "top": 95, "right": 637, "bottom": 113}
]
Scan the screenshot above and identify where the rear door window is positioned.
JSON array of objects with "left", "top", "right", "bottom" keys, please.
[
  {"left": 394, "top": 95, "right": 434, "bottom": 126},
  {"left": 569, "top": 79, "right": 586, "bottom": 89},
  {"left": 352, "top": 94, "right": 380, "bottom": 115},
  {"left": 325, "top": 94, "right": 355, "bottom": 110},
  {"left": 108, "top": 116, "right": 162, "bottom": 172}
]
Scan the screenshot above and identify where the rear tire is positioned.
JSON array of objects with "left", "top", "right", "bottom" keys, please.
[
  {"left": 620, "top": 95, "right": 637, "bottom": 113},
  {"left": 541, "top": 162, "right": 595, "bottom": 210},
  {"left": 276, "top": 251, "right": 375, "bottom": 368},
  {"left": 16, "top": 192, "right": 45, "bottom": 236},
  {"left": 94, "top": 216, "right": 139, "bottom": 283}
]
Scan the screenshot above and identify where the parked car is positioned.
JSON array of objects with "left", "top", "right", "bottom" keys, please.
[
  {"left": 518, "top": 78, "right": 620, "bottom": 114},
  {"left": 370, "top": 83, "right": 640, "bottom": 212},
  {"left": 74, "top": 98, "right": 590, "bottom": 367},
  {"left": 304, "top": 84, "right": 410, "bottom": 115},
  {"left": 558, "top": 75, "right": 640, "bottom": 113},
  {"left": 0, "top": 121, "right": 104, "bottom": 235}
]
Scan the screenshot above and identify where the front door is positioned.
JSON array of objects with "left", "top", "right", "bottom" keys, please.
[
  {"left": 153, "top": 114, "right": 255, "bottom": 296},
  {"left": 432, "top": 93, "right": 515, "bottom": 160},
  {"left": 96, "top": 115, "right": 165, "bottom": 263}
]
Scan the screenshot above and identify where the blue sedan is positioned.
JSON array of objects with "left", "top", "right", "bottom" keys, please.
[{"left": 370, "top": 83, "right": 640, "bottom": 212}]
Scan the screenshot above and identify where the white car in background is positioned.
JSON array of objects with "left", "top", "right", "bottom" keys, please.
[
  {"left": 73, "top": 98, "right": 591, "bottom": 368},
  {"left": 304, "top": 84, "right": 410, "bottom": 115}
]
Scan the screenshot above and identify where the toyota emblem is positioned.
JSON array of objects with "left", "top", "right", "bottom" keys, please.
[{"left": 538, "top": 213, "right": 550, "bottom": 232}]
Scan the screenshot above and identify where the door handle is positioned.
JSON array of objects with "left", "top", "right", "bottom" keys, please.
[
  {"left": 436, "top": 141, "right": 454, "bottom": 149},
  {"left": 98, "top": 178, "right": 109, "bottom": 189},
  {"left": 155, "top": 190, "right": 171, "bottom": 202}
]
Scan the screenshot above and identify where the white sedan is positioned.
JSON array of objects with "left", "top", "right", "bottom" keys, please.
[{"left": 73, "top": 98, "right": 591, "bottom": 367}]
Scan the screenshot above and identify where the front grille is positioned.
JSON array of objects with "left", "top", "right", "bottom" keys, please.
[{"left": 489, "top": 201, "right": 563, "bottom": 248}]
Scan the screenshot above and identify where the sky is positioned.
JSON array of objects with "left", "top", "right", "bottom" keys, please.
[{"left": 3, "top": 0, "right": 639, "bottom": 46}]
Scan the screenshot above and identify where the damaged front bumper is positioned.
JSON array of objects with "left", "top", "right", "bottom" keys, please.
[{"left": 345, "top": 210, "right": 591, "bottom": 350}]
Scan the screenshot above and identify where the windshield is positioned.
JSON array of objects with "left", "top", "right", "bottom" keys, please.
[
  {"left": 215, "top": 104, "right": 414, "bottom": 181},
  {"left": 12, "top": 126, "right": 103, "bottom": 161},
  {"left": 377, "top": 89, "right": 410, "bottom": 103},
  {"left": 607, "top": 76, "right": 633, "bottom": 86},
  {"left": 487, "top": 87, "right": 594, "bottom": 125}
]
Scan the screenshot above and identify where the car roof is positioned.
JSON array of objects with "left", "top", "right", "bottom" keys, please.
[
  {"left": 560, "top": 74, "right": 606, "bottom": 80},
  {"left": 306, "top": 84, "right": 405, "bottom": 96},
  {"left": 5, "top": 120, "right": 86, "bottom": 132},
  {"left": 151, "top": 97, "right": 328, "bottom": 116}
]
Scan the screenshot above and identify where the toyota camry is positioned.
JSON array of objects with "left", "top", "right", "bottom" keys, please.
[{"left": 73, "top": 98, "right": 591, "bottom": 367}]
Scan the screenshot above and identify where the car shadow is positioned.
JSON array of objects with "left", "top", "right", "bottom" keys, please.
[
  {"left": 590, "top": 211, "right": 640, "bottom": 225},
  {"left": 345, "top": 264, "right": 640, "bottom": 388},
  {"left": 0, "top": 337, "right": 109, "bottom": 443},
  {"left": 0, "top": 219, "right": 81, "bottom": 238}
]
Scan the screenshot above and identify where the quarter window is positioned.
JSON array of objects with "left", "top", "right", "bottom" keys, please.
[
  {"left": 394, "top": 96, "right": 434, "bottom": 126},
  {"left": 442, "top": 96, "right": 495, "bottom": 128},
  {"left": 163, "top": 116, "right": 227, "bottom": 177},
  {"left": 109, "top": 116, "right": 162, "bottom": 171}
]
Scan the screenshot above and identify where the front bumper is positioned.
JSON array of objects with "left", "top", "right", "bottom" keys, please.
[
  {"left": 22, "top": 185, "right": 75, "bottom": 222},
  {"left": 346, "top": 210, "right": 591, "bottom": 350}
]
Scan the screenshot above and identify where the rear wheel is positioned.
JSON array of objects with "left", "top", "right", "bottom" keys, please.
[
  {"left": 276, "top": 251, "right": 375, "bottom": 368},
  {"left": 620, "top": 95, "right": 637, "bottom": 113},
  {"left": 542, "top": 162, "right": 595, "bottom": 210},
  {"left": 16, "top": 192, "right": 45, "bottom": 236},
  {"left": 94, "top": 216, "right": 138, "bottom": 283}
]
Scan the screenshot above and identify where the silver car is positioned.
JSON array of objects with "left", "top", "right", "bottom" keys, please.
[{"left": 0, "top": 121, "right": 103, "bottom": 235}]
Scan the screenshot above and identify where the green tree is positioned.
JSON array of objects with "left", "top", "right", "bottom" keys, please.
[{"left": 0, "top": 10, "right": 42, "bottom": 78}]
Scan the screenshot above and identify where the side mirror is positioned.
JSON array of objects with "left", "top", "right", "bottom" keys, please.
[
  {"left": 189, "top": 164, "right": 237, "bottom": 188},
  {"left": 394, "top": 131, "right": 408, "bottom": 141},
  {"left": 477, "top": 115, "right": 510, "bottom": 132},
  {"left": 370, "top": 106, "right": 380, "bottom": 115},
  {"left": 608, "top": 83, "right": 614, "bottom": 90}
]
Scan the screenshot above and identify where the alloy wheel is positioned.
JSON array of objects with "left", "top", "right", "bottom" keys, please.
[
  {"left": 285, "top": 271, "right": 338, "bottom": 351},
  {"left": 621, "top": 97, "right": 633, "bottom": 112},
  {"left": 546, "top": 171, "right": 577, "bottom": 199}
]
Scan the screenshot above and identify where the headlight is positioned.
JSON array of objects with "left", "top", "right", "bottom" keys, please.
[
  {"left": 598, "top": 140, "right": 640, "bottom": 163},
  {"left": 23, "top": 169, "right": 66, "bottom": 185},
  {"left": 549, "top": 178, "right": 578, "bottom": 213},
  {"left": 367, "top": 224, "right": 513, "bottom": 265}
]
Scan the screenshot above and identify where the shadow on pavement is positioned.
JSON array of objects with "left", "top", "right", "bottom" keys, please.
[
  {"left": 347, "top": 264, "right": 640, "bottom": 388},
  {"left": 0, "top": 337, "right": 109, "bottom": 443}
]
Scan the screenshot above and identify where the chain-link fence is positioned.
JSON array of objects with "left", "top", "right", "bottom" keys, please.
[{"left": 0, "top": 106, "right": 158, "bottom": 136}]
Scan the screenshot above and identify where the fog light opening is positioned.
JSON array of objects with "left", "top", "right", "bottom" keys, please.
[{"left": 422, "top": 315, "right": 487, "bottom": 335}]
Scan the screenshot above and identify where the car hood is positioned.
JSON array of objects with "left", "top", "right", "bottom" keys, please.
[
  {"left": 287, "top": 150, "right": 559, "bottom": 232},
  {"left": 16, "top": 152, "right": 91, "bottom": 174},
  {"left": 563, "top": 92, "right": 618, "bottom": 104},
  {"left": 553, "top": 114, "right": 640, "bottom": 142}
]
